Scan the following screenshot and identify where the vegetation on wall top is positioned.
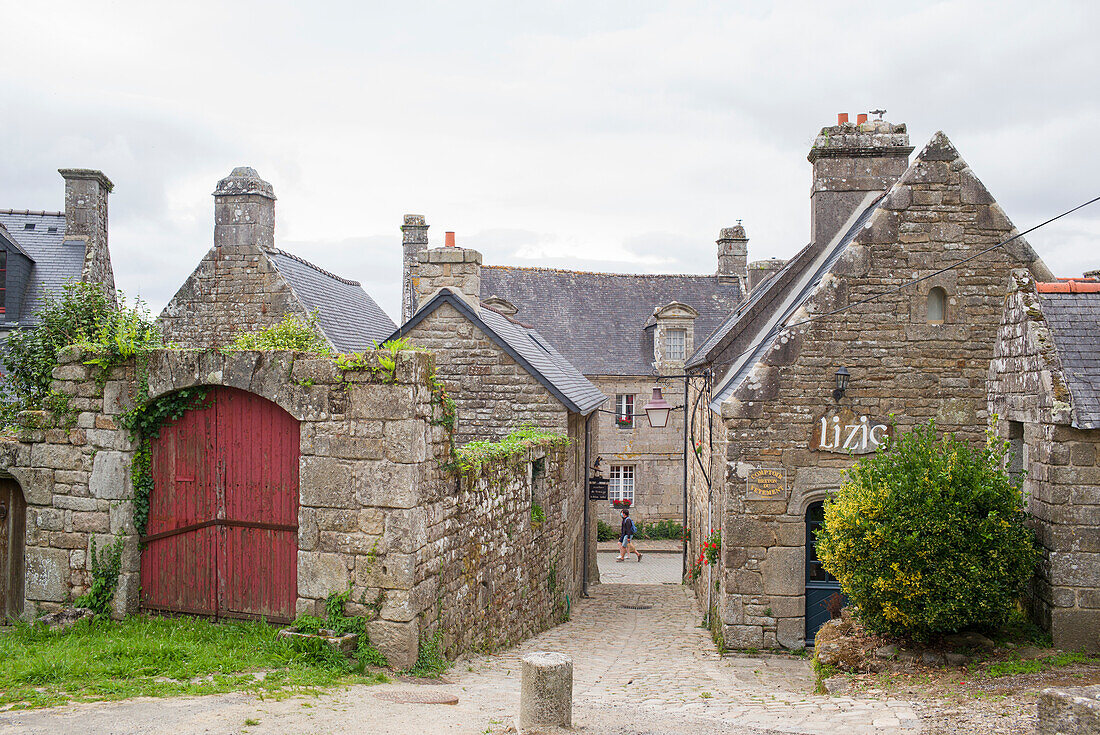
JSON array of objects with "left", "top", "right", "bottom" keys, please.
[
  {"left": 230, "top": 313, "right": 331, "bottom": 354},
  {"left": 452, "top": 426, "right": 570, "bottom": 477}
]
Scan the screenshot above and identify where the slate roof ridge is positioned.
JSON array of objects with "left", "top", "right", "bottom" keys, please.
[
  {"left": 269, "top": 247, "right": 361, "bottom": 286},
  {"left": 0, "top": 209, "right": 64, "bottom": 217},
  {"left": 483, "top": 264, "right": 720, "bottom": 279}
]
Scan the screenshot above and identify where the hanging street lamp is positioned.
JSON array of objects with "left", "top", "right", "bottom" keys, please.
[{"left": 644, "top": 386, "right": 673, "bottom": 429}]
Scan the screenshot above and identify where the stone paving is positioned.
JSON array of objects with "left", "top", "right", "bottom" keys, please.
[
  {"left": 454, "top": 582, "right": 922, "bottom": 734},
  {"left": 596, "top": 549, "right": 683, "bottom": 585},
  {"left": 0, "top": 583, "right": 921, "bottom": 734}
]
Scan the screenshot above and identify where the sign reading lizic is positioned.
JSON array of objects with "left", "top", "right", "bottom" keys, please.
[
  {"left": 811, "top": 407, "right": 890, "bottom": 455},
  {"left": 747, "top": 467, "right": 786, "bottom": 499}
]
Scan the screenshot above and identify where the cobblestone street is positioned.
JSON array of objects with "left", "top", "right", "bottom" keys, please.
[{"left": 1, "top": 582, "right": 920, "bottom": 734}]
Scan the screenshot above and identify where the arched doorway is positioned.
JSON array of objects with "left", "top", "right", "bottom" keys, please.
[
  {"left": 805, "top": 500, "right": 845, "bottom": 643},
  {"left": 0, "top": 479, "right": 26, "bottom": 620},
  {"left": 140, "top": 387, "right": 300, "bottom": 623}
]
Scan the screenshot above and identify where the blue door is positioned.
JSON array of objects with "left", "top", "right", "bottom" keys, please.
[{"left": 805, "top": 501, "right": 845, "bottom": 643}]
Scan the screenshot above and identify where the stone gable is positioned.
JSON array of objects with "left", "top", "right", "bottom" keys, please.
[{"left": 707, "top": 132, "right": 1053, "bottom": 649}]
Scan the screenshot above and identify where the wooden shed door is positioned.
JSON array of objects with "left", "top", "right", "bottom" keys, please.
[
  {"left": 0, "top": 479, "right": 26, "bottom": 620},
  {"left": 140, "top": 387, "right": 299, "bottom": 623}
]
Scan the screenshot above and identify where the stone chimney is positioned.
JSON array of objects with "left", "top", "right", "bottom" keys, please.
[
  {"left": 748, "top": 258, "right": 787, "bottom": 292},
  {"left": 401, "top": 214, "right": 429, "bottom": 322},
  {"left": 807, "top": 113, "right": 913, "bottom": 246},
  {"left": 59, "top": 168, "right": 116, "bottom": 291},
  {"left": 415, "top": 232, "right": 482, "bottom": 314},
  {"left": 717, "top": 222, "right": 748, "bottom": 290},
  {"left": 212, "top": 167, "right": 276, "bottom": 250}
]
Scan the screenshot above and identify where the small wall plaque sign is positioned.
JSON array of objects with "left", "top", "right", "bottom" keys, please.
[{"left": 747, "top": 468, "right": 786, "bottom": 500}]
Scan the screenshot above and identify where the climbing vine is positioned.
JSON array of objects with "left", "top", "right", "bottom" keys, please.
[{"left": 119, "top": 385, "right": 209, "bottom": 535}]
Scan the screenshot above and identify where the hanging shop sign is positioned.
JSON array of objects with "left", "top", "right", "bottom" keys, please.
[
  {"left": 747, "top": 467, "right": 786, "bottom": 500},
  {"left": 588, "top": 477, "right": 609, "bottom": 501},
  {"left": 811, "top": 408, "right": 890, "bottom": 455}
]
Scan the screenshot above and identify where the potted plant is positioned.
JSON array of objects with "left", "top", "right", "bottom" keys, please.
[{"left": 611, "top": 498, "right": 633, "bottom": 509}]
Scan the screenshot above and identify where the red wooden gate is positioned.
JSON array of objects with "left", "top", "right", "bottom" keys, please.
[{"left": 140, "top": 387, "right": 299, "bottom": 622}]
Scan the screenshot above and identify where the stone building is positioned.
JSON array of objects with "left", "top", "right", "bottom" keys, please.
[
  {"left": 0, "top": 169, "right": 117, "bottom": 343},
  {"left": 400, "top": 219, "right": 744, "bottom": 524},
  {"left": 391, "top": 238, "right": 606, "bottom": 586},
  {"left": 989, "top": 270, "right": 1100, "bottom": 652},
  {"left": 160, "top": 167, "right": 395, "bottom": 352},
  {"left": 687, "top": 116, "right": 1053, "bottom": 648}
]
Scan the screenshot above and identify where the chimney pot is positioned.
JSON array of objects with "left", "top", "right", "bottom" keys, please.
[
  {"left": 445, "top": 231, "right": 456, "bottom": 247},
  {"left": 837, "top": 113, "right": 849, "bottom": 124},
  {"left": 857, "top": 113, "right": 868, "bottom": 124}
]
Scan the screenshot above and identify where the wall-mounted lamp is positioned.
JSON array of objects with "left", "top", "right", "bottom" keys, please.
[
  {"left": 644, "top": 387, "right": 672, "bottom": 428},
  {"left": 833, "top": 366, "right": 851, "bottom": 402}
]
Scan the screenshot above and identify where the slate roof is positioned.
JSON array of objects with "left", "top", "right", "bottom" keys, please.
[
  {"left": 0, "top": 210, "right": 85, "bottom": 327},
  {"left": 1041, "top": 291, "right": 1100, "bottom": 430},
  {"left": 708, "top": 193, "right": 885, "bottom": 411},
  {"left": 391, "top": 290, "right": 606, "bottom": 415},
  {"left": 479, "top": 267, "right": 742, "bottom": 376},
  {"left": 268, "top": 249, "right": 396, "bottom": 353}
]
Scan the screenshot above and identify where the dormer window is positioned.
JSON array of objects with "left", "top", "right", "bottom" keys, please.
[{"left": 666, "top": 329, "right": 686, "bottom": 361}]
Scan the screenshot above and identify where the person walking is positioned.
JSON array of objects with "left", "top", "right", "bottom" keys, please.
[{"left": 616, "top": 508, "right": 642, "bottom": 562}]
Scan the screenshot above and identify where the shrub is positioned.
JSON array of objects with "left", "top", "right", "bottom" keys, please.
[
  {"left": 230, "top": 313, "right": 330, "bottom": 353},
  {"left": 2, "top": 283, "right": 159, "bottom": 421},
  {"left": 633, "top": 519, "right": 686, "bottom": 540},
  {"left": 815, "top": 421, "right": 1039, "bottom": 641},
  {"left": 596, "top": 520, "right": 616, "bottom": 542}
]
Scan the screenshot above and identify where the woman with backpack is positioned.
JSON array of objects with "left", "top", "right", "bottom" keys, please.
[{"left": 616, "top": 508, "right": 643, "bottom": 562}]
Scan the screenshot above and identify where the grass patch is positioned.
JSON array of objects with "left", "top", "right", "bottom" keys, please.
[
  {"left": 0, "top": 615, "right": 388, "bottom": 710},
  {"left": 406, "top": 630, "right": 449, "bottom": 678},
  {"left": 812, "top": 657, "right": 838, "bottom": 694},
  {"left": 986, "top": 651, "right": 1092, "bottom": 678}
]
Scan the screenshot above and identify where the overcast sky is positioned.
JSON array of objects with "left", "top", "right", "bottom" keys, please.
[{"left": 2, "top": 1, "right": 1097, "bottom": 322}]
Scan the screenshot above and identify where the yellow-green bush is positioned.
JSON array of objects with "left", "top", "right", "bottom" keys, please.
[{"left": 816, "top": 421, "right": 1038, "bottom": 640}]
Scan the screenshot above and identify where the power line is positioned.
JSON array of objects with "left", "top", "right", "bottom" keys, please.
[{"left": 703, "top": 194, "right": 1100, "bottom": 394}]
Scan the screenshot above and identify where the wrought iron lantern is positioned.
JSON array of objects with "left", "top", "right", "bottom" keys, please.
[
  {"left": 833, "top": 366, "right": 851, "bottom": 402},
  {"left": 644, "top": 387, "right": 672, "bottom": 428}
]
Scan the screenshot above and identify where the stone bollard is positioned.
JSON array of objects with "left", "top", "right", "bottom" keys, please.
[{"left": 519, "top": 651, "right": 572, "bottom": 731}]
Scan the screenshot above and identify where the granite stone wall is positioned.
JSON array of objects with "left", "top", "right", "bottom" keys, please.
[
  {"left": 989, "top": 271, "right": 1100, "bottom": 652},
  {"left": 428, "top": 441, "right": 583, "bottom": 657},
  {"left": 713, "top": 133, "right": 1051, "bottom": 650},
  {"left": 1, "top": 347, "right": 448, "bottom": 669}
]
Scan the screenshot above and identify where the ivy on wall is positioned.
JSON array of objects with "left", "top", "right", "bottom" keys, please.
[{"left": 119, "top": 381, "right": 209, "bottom": 536}]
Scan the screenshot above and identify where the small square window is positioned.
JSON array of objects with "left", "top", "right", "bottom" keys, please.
[
  {"left": 23, "top": 223, "right": 34, "bottom": 230},
  {"left": 615, "top": 394, "right": 634, "bottom": 428},
  {"left": 666, "top": 328, "right": 686, "bottom": 361}
]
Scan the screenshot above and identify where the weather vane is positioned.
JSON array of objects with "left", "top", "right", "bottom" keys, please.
[{"left": 870, "top": 108, "right": 887, "bottom": 120}]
